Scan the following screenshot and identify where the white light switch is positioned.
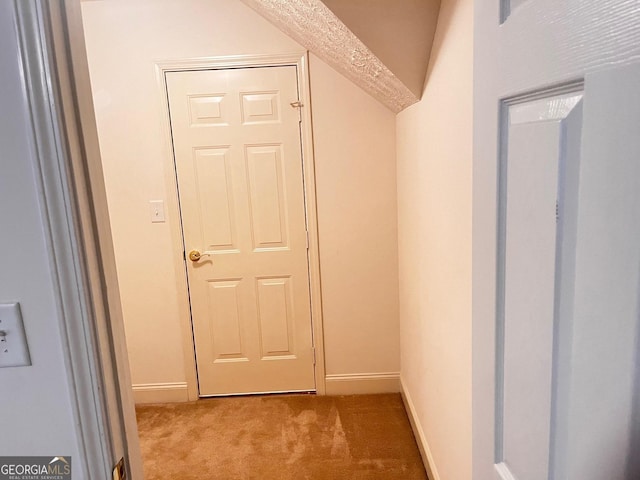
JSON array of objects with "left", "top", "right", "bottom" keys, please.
[
  {"left": 149, "top": 200, "right": 165, "bottom": 223},
  {"left": 0, "top": 303, "right": 31, "bottom": 368}
]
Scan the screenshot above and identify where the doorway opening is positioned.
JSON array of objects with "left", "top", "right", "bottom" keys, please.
[
  {"left": 163, "top": 60, "right": 321, "bottom": 397},
  {"left": 100, "top": 53, "right": 326, "bottom": 402},
  {"left": 96, "top": 51, "right": 327, "bottom": 477}
]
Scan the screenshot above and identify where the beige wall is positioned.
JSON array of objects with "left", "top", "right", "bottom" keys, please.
[
  {"left": 309, "top": 55, "right": 399, "bottom": 378},
  {"left": 81, "top": 0, "right": 399, "bottom": 395},
  {"left": 396, "top": 0, "right": 473, "bottom": 478}
]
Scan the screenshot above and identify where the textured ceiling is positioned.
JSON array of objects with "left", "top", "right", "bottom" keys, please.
[
  {"left": 322, "top": 0, "right": 440, "bottom": 98},
  {"left": 241, "top": 0, "right": 440, "bottom": 112}
]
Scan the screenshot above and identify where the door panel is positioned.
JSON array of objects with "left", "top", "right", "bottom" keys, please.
[
  {"left": 256, "top": 276, "right": 295, "bottom": 357},
  {"left": 474, "top": 1, "right": 640, "bottom": 479},
  {"left": 208, "top": 279, "right": 244, "bottom": 361},
  {"left": 502, "top": 122, "right": 559, "bottom": 480},
  {"left": 193, "top": 147, "right": 237, "bottom": 250},
  {"left": 166, "top": 66, "right": 315, "bottom": 396},
  {"left": 559, "top": 66, "right": 640, "bottom": 480},
  {"left": 497, "top": 92, "right": 584, "bottom": 480},
  {"left": 246, "top": 145, "right": 289, "bottom": 249}
]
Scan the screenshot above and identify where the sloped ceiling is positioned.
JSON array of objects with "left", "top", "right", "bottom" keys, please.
[
  {"left": 322, "top": 0, "right": 439, "bottom": 99},
  {"left": 241, "top": 0, "right": 440, "bottom": 113}
]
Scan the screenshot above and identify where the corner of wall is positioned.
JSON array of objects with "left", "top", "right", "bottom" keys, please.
[{"left": 400, "top": 377, "right": 441, "bottom": 480}]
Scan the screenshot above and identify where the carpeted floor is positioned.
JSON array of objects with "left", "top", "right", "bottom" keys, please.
[{"left": 136, "top": 393, "right": 428, "bottom": 479}]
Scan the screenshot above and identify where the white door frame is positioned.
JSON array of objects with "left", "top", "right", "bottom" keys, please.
[
  {"left": 13, "top": 0, "right": 143, "bottom": 478},
  {"left": 155, "top": 53, "right": 326, "bottom": 398}
]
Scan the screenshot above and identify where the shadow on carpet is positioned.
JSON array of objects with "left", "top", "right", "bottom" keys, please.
[{"left": 136, "top": 393, "right": 428, "bottom": 479}]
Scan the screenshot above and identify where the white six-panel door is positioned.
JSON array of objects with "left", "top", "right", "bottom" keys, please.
[
  {"left": 474, "top": 1, "right": 640, "bottom": 479},
  {"left": 166, "top": 66, "right": 315, "bottom": 396}
]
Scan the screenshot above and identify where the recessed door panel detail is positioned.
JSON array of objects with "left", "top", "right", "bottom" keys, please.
[
  {"left": 256, "top": 277, "right": 295, "bottom": 359},
  {"left": 241, "top": 91, "right": 280, "bottom": 125},
  {"left": 193, "top": 148, "right": 237, "bottom": 252},
  {"left": 188, "top": 94, "right": 227, "bottom": 126},
  {"left": 245, "top": 145, "right": 289, "bottom": 250},
  {"left": 207, "top": 279, "right": 247, "bottom": 363},
  {"left": 496, "top": 90, "right": 583, "bottom": 480}
]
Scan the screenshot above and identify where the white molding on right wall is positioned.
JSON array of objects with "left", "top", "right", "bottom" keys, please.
[
  {"left": 240, "top": 0, "right": 419, "bottom": 113},
  {"left": 324, "top": 372, "right": 400, "bottom": 395},
  {"left": 132, "top": 382, "right": 190, "bottom": 404},
  {"left": 400, "top": 377, "right": 442, "bottom": 480}
]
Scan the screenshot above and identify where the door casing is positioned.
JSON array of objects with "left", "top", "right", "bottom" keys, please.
[
  {"left": 15, "top": 1, "right": 144, "bottom": 478},
  {"left": 154, "top": 53, "right": 326, "bottom": 398}
]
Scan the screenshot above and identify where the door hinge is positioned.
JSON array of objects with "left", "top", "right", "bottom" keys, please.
[
  {"left": 306, "top": 230, "right": 310, "bottom": 250},
  {"left": 290, "top": 101, "right": 303, "bottom": 122},
  {"left": 556, "top": 200, "right": 559, "bottom": 221},
  {"left": 112, "top": 457, "right": 126, "bottom": 480},
  {"left": 311, "top": 346, "right": 316, "bottom": 365}
]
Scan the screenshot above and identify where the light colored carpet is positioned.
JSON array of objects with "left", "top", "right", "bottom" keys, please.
[{"left": 136, "top": 393, "right": 428, "bottom": 479}]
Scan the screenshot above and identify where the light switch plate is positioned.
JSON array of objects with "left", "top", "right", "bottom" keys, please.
[
  {"left": 149, "top": 200, "right": 165, "bottom": 223},
  {"left": 0, "top": 303, "right": 31, "bottom": 367}
]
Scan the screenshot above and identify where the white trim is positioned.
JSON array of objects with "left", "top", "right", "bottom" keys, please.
[
  {"left": 23, "top": 1, "right": 144, "bottom": 478},
  {"left": 132, "top": 383, "right": 190, "bottom": 404},
  {"left": 324, "top": 372, "right": 400, "bottom": 395},
  {"left": 297, "top": 52, "right": 327, "bottom": 395},
  {"left": 154, "top": 52, "right": 327, "bottom": 397},
  {"left": 400, "top": 377, "right": 441, "bottom": 480},
  {"left": 13, "top": 1, "right": 114, "bottom": 478},
  {"left": 495, "top": 462, "right": 519, "bottom": 480},
  {"left": 153, "top": 61, "right": 199, "bottom": 403},
  {"left": 154, "top": 52, "right": 312, "bottom": 71}
]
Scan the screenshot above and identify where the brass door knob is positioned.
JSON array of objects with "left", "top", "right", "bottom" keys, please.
[{"left": 188, "top": 250, "right": 213, "bottom": 262}]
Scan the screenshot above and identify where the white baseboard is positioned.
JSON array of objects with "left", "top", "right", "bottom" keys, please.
[
  {"left": 132, "top": 382, "right": 190, "bottom": 404},
  {"left": 324, "top": 372, "right": 400, "bottom": 395},
  {"left": 400, "top": 377, "right": 441, "bottom": 480}
]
